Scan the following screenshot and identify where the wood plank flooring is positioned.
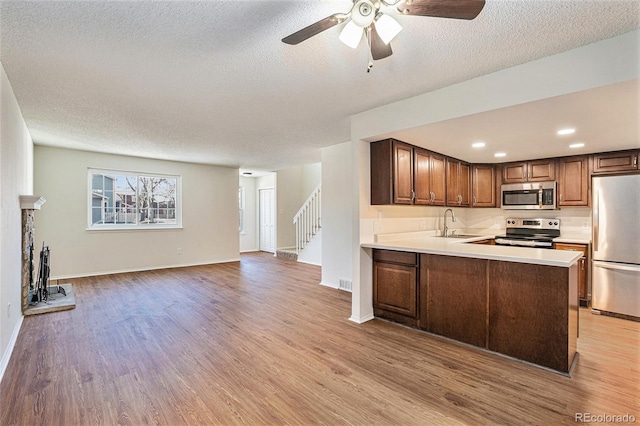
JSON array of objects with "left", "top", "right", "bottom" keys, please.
[{"left": 1, "top": 252, "right": 638, "bottom": 425}]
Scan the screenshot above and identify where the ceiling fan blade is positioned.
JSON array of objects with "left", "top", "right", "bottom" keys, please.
[
  {"left": 398, "top": 0, "right": 485, "bottom": 20},
  {"left": 369, "top": 24, "right": 393, "bottom": 60},
  {"left": 282, "top": 13, "right": 348, "bottom": 45}
]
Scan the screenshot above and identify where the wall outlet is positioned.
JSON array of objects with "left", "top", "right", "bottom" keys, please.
[
  {"left": 373, "top": 221, "right": 378, "bottom": 231},
  {"left": 582, "top": 222, "right": 589, "bottom": 229},
  {"left": 177, "top": 248, "right": 182, "bottom": 255}
]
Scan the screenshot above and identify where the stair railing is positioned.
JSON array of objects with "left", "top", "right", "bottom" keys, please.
[{"left": 293, "top": 185, "right": 321, "bottom": 254}]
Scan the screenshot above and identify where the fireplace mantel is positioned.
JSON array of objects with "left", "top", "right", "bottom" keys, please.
[{"left": 19, "top": 195, "right": 46, "bottom": 210}]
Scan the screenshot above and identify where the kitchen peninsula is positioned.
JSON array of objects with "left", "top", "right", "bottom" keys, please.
[{"left": 361, "top": 233, "right": 582, "bottom": 375}]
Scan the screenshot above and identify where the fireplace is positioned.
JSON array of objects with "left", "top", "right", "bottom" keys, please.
[{"left": 20, "top": 195, "right": 76, "bottom": 315}]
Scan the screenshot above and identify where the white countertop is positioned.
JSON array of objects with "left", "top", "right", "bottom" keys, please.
[{"left": 363, "top": 232, "right": 583, "bottom": 267}]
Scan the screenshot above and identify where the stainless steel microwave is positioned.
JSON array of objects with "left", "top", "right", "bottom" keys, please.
[{"left": 500, "top": 181, "right": 557, "bottom": 210}]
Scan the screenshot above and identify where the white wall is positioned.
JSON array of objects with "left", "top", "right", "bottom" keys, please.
[
  {"left": 0, "top": 62, "right": 34, "bottom": 380},
  {"left": 348, "top": 30, "right": 640, "bottom": 323},
  {"left": 34, "top": 146, "right": 239, "bottom": 279},
  {"left": 276, "top": 163, "right": 321, "bottom": 250},
  {"left": 239, "top": 176, "right": 257, "bottom": 252},
  {"left": 321, "top": 142, "right": 352, "bottom": 289}
]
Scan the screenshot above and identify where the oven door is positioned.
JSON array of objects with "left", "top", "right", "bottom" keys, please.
[{"left": 494, "top": 238, "right": 554, "bottom": 248}]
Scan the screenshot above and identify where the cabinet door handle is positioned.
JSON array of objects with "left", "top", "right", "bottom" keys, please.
[
  {"left": 411, "top": 190, "right": 415, "bottom": 202},
  {"left": 430, "top": 191, "right": 434, "bottom": 202},
  {"left": 559, "top": 193, "right": 563, "bottom": 202},
  {"left": 473, "top": 195, "right": 477, "bottom": 205},
  {"left": 581, "top": 257, "right": 585, "bottom": 271},
  {"left": 634, "top": 156, "right": 638, "bottom": 167}
]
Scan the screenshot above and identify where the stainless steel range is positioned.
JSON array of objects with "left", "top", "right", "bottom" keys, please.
[{"left": 494, "top": 218, "right": 560, "bottom": 249}]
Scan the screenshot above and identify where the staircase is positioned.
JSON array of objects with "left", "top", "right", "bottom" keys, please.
[{"left": 293, "top": 185, "right": 321, "bottom": 254}]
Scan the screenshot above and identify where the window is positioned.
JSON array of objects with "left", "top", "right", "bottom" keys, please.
[
  {"left": 88, "top": 169, "right": 181, "bottom": 229},
  {"left": 239, "top": 186, "right": 245, "bottom": 233}
]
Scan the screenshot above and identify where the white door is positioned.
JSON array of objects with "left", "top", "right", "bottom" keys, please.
[{"left": 259, "top": 188, "right": 275, "bottom": 253}]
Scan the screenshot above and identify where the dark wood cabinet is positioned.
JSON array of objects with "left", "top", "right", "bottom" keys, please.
[
  {"left": 372, "top": 249, "right": 578, "bottom": 374},
  {"left": 370, "top": 139, "right": 446, "bottom": 206},
  {"left": 555, "top": 242, "right": 589, "bottom": 305},
  {"left": 557, "top": 156, "right": 589, "bottom": 206},
  {"left": 592, "top": 150, "right": 639, "bottom": 174},
  {"left": 488, "top": 261, "right": 578, "bottom": 374},
  {"left": 414, "top": 148, "right": 446, "bottom": 205},
  {"left": 446, "top": 158, "right": 471, "bottom": 206},
  {"left": 393, "top": 141, "right": 414, "bottom": 204},
  {"left": 373, "top": 250, "right": 418, "bottom": 326},
  {"left": 373, "top": 139, "right": 634, "bottom": 209},
  {"left": 422, "top": 254, "right": 487, "bottom": 347},
  {"left": 502, "top": 159, "right": 556, "bottom": 183},
  {"left": 471, "top": 164, "right": 496, "bottom": 207}
]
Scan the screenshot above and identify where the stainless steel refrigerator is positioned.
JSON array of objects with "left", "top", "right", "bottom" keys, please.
[{"left": 592, "top": 174, "right": 640, "bottom": 318}]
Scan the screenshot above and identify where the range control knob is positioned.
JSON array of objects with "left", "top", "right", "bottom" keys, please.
[
  {"left": 549, "top": 221, "right": 553, "bottom": 225},
  {"left": 554, "top": 222, "right": 558, "bottom": 225}
]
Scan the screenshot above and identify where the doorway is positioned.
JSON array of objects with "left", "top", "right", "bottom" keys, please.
[{"left": 259, "top": 188, "right": 275, "bottom": 253}]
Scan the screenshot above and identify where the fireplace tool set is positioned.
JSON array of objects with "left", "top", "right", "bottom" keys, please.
[{"left": 28, "top": 242, "right": 65, "bottom": 305}]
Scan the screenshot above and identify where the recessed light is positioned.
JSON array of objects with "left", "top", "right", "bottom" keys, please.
[
  {"left": 569, "top": 143, "right": 585, "bottom": 149},
  {"left": 494, "top": 152, "right": 506, "bottom": 158},
  {"left": 557, "top": 128, "right": 576, "bottom": 136},
  {"left": 472, "top": 141, "right": 486, "bottom": 148}
]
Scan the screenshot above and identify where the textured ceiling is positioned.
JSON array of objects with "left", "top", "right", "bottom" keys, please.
[{"left": 1, "top": 1, "right": 639, "bottom": 171}]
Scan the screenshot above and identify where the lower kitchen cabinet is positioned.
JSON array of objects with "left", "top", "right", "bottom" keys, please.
[
  {"left": 373, "top": 250, "right": 418, "bottom": 326},
  {"left": 555, "top": 242, "right": 589, "bottom": 306},
  {"left": 421, "top": 254, "right": 487, "bottom": 347},
  {"left": 488, "top": 261, "right": 577, "bottom": 373},
  {"left": 371, "top": 248, "right": 578, "bottom": 373}
]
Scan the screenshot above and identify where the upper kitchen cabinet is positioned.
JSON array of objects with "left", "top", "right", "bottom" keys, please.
[
  {"left": 371, "top": 139, "right": 413, "bottom": 205},
  {"left": 414, "top": 148, "right": 446, "bottom": 206},
  {"left": 446, "top": 158, "right": 471, "bottom": 207},
  {"left": 370, "top": 139, "right": 446, "bottom": 205},
  {"left": 472, "top": 164, "right": 496, "bottom": 207},
  {"left": 557, "top": 156, "right": 589, "bottom": 207},
  {"left": 592, "top": 150, "right": 639, "bottom": 174},
  {"left": 502, "top": 159, "right": 556, "bottom": 184}
]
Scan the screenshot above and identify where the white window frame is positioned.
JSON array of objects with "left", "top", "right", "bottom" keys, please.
[{"left": 87, "top": 168, "right": 182, "bottom": 230}]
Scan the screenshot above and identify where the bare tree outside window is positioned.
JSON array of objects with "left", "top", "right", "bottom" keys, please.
[{"left": 89, "top": 170, "right": 180, "bottom": 228}]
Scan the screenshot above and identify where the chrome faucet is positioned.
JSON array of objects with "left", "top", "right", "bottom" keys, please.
[{"left": 443, "top": 208, "right": 456, "bottom": 237}]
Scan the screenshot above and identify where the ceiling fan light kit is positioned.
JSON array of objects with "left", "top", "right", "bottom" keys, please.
[
  {"left": 339, "top": 20, "right": 365, "bottom": 49},
  {"left": 282, "top": 0, "right": 486, "bottom": 72},
  {"left": 374, "top": 13, "right": 403, "bottom": 45}
]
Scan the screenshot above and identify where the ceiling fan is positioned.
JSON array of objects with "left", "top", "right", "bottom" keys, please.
[{"left": 282, "top": 0, "right": 485, "bottom": 71}]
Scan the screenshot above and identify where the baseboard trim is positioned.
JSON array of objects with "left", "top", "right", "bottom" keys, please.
[
  {"left": 0, "top": 315, "right": 23, "bottom": 384},
  {"left": 349, "top": 313, "right": 375, "bottom": 324},
  {"left": 297, "top": 259, "right": 321, "bottom": 267},
  {"left": 319, "top": 280, "right": 339, "bottom": 289},
  {"left": 48, "top": 258, "right": 242, "bottom": 281}
]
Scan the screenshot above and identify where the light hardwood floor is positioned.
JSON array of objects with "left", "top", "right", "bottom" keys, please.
[{"left": 1, "top": 252, "right": 638, "bottom": 425}]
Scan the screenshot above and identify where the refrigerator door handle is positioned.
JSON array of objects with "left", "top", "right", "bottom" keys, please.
[
  {"left": 593, "top": 189, "right": 599, "bottom": 252},
  {"left": 593, "top": 260, "right": 640, "bottom": 273}
]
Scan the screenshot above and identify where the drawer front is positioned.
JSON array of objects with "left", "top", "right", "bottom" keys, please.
[{"left": 373, "top": 249, "right": 417, "bottom": 266}]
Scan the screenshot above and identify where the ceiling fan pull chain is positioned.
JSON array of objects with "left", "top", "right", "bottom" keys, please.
[{"left": 366, "top": 27, "right": 374, "bottom": 72}]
